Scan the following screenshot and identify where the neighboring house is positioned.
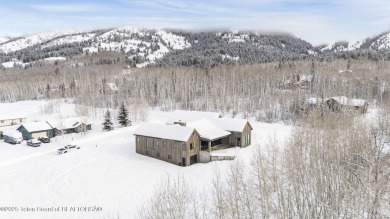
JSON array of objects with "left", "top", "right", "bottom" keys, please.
[
  {"left": 283, "top": 74, "right": 314, "bottom": 90},
  {"left": 17, "top": 116, "right": 93, "bottom": 140},
  {"left": 135, "top": 111, "right": 253, "bottom": 166},
  {"left": 48, "top": 117, "right": 92, "bottom": 135},
  {"left": 326, "top": 96, "right": 368, "bottom": 114},
  {"left": 0, "top": 117, "right": 27, "bottom": 127},
  {"left": 17, "top": 122, "right": 55, "bottom": 140},
  {"left": 304, "top": 96, "right": 369, "bottom": 114},
  {"left": 134, "top": 123, "right": 200, "bottom": 166}
]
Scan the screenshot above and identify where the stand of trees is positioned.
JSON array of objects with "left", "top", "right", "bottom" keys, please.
[{"left": 1, "top": 58, "right": 390, "bottom": 124}]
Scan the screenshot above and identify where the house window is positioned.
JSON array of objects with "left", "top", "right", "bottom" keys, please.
[
  {"left": 146, "top": 151, "right": 149, "bottom": 155},
  {"left": 19, "top": 119, "right": 23, "bottom": 122},
  {"left": 173, "top": 142, "right": 177, "bottom": 149},
  {"left": 163, "top": 141, "right": 167, "bottom": 148},
  {"left": 155, "top": 139, "right": 159, "bottom": 146},
  {"left": 190, "top": 143, "right": 194, "bottom": 150},
  {"left": 168, "top": 155, "right": 172, "bottom": 159},
  {"left": 182, "top": 143, "right": 186, "bottom": 151},
  {"left": 146, "top": 139, "right": 149, "bottom": 149},
  {"left": 137, "top": 137, "right": 140, "bottom": 143},
  {"left": 157, "top": 153, "right": 161, "bottom": 157}
]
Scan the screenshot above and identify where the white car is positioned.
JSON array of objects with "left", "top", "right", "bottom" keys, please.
[
  {"left": 27, "top": 139, "right": 41, "bottom": 147},
  {"left": 58, "top": 145, "right": 80, "bottom": 154}
]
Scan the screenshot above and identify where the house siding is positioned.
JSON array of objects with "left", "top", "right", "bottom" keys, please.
[
  {"left": 0, "top": 118, "right": 26, "bottom": 127},
  {"left": 241, "top": 123, "right": 252, "bottom": 147},
  {"left": 135, "top": 131, "right": 200, "bottom": 166}
]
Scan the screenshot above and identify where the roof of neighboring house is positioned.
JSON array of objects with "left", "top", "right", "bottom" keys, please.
[
  {"left": 106, "top": 83, "right": 119, "bottom": 91},
  {"left": 166, "top": 110, "right": 222, "bottom": 125},
  {"left": 18, "top": 122, "right": 53, "bottom": 133},
  {"left": 48, "top": 116, "right": 92, "bottom": 130},
  {"left": 134, "top": 123, "right": 196, "bottom": 142},
  {"left": 328, "top": 96, "right": 367, "bottom": 107},
  {"left": 187, "top": 119, "right": 230, "bottom": 141},
  {"left": 212, "top": 118, "right": 252, "bottom": 132}
]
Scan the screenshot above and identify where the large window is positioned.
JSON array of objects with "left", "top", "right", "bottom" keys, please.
[
  {"left": 190, "top": 143, "right": 194, "bottom": 150},
  {"left": 168, "top": 155, "right": 172, "bottom": 159},
  {"left": 157, "top": 153, "right": 161, "bottom": 157},
  {"left": 173, "top": 142, "right": 177, "bottom": 149},
  {"left": 182, "top": 143, "right": 186, "bottom": 151},
  {"left": 163, "top": 141, "right": 167, "bottom": 148}
]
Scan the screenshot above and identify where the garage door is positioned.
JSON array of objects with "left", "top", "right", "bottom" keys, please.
[{"left": 32, "top": 131, "right": 47, "bottom": 139}]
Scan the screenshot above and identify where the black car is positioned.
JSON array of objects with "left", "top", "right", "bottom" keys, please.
[{"left": 38, "top": 136, "right": 50, "bottom": 143}]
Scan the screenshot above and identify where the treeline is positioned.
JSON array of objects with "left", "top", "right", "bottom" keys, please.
[{"left": 1, "top": 59, "right": 390, "bottom": 123}]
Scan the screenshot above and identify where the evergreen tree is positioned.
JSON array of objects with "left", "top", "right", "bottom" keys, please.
[
  {"left": 102, "top": 110, "right": 114, "bottom": 131},
  {"left": 117, "top": 101, "right": 131, "bottom": 127}
]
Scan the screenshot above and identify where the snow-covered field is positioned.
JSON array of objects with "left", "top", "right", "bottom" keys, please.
[{"left": 0, "top": 100, "right": 292, "bottom": 219}]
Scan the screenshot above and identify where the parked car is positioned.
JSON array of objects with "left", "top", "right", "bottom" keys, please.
[
  {"left": 27, "top": 139, "right": 41, "bottom": 147},
  {"left": 38, "top": 136, "right": 50, "bottom": 143},
  {"left": 58, "top": 145, "right": 80, "bottom": 154}
]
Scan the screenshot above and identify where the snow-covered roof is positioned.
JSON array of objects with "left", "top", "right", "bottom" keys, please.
[
  {"left": 48, "top": 116, "right": 92, "bottom": 130},
  {"left": 19, "top": 122, "right": 53, "bottom": 132},
  {"left": 134, "top": 123, "right": 195, "bottom": 142},
  {"left": 166, "top": 110, "right": 221, "bottom": 125},
  {"left": 212, "top": 118, "right": 252, "bottom": 132},
  {"left": 329, "top": 96, "right": 367, "bottom": 107},
  {"left": 2, "top": 130, "right": 22, "bottom": 138},
  {"left": 187, "top": 119, "right": 230, "bottom": 141},
  {"left": 106, "top": 83, "right": 119, "bottom": 91}
]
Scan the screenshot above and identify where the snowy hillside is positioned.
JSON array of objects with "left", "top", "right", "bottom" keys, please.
[
  {"left": 0, "top": 29, "right": 82, "bottom": 53},
  {"left": 321, "top": 32, "right": 390, "bottom": 52}
]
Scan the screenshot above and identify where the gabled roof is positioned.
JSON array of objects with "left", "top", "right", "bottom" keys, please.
[
  {"left": 187, "top": 119, "right": 230, "bottom": 141},
  {"left": 134, "top": 123, "right": 196, "bottom": 142},
  {"left": 166, "top": 110, "right": 221, "bottom": 125},
  {"left": 18, "top": 122, "right": 53, "bottom": 132},
  {"left": 48, "top": 116, "right": 92, "bottom": 130},
  {"left": 213, "top": 118, "right": 252, "bottom": 132}
]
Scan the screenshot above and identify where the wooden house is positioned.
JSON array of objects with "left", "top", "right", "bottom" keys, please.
[
  {"left": 213, "top": 118, "right": 253, "bottom": 147},
  {"left": 134, "top": 123, "right": 200, "bottom": 166},
  {"left": 48, "top": 116, "right": 92, "bottom": 135},
  {"left": 326, "top": 96, "right": 368, "bottom": 114},
  {"left": 135, "top": 111, "right": 253, "bottom": 166}
]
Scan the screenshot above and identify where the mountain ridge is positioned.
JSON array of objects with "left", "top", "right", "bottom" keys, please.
[{"left": 1, "top": 27, "right": 390, "bottom": 68}]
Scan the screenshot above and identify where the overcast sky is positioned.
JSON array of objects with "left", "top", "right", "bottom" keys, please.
[{"left": 0, "top": 0, "right": 389, "bottom": 45}]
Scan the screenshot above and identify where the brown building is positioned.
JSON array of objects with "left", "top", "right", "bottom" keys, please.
[
  {"left": 134, "top": 123, "right": 200, "bottom": 166},
  {"left": 134, "top": 112, "right": 253, "bottom": 166}
]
